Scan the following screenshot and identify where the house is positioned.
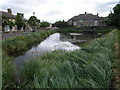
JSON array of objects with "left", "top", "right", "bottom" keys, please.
[
  {"left": 1, "top": 9, "right": 16, "bottom": 23},
  {"left": 1, "top": 9, "right": 27, "bottom": 31},
  {"left": 68, "top": 12, "right": 105, "bottom": 27}
]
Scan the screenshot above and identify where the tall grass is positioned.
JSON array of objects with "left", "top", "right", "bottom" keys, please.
[
  {"left": 2, "top": 30, "right": 56, "bottom": 89},
  {"left": 2, "top": 52, "right": 16, "bottom": 89},
  {"left": 2, "top": 30, "right": 56, "bottom": 56},
  {"left": 0, "top": 40, "right": 2, "bottom": 90},
  {"left": 19, "top": 30, "right": 117, "bottom": 88}
]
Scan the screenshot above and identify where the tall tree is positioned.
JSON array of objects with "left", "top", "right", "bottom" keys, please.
[
  {"left": 28, "top": 16, "right": 40, "bottom": 29},
  {"left": 107, "top": 3, "right": 120, "bottom": 29},
  {"left": 15, "top": 13, "right": 24, "bottom": 30}
]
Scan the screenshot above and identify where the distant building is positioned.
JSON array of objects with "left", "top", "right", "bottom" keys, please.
[
  {"left": 68, "top": 12, "right": 105, "bottom": 27},
  {"left": 0, "top": 9, "right": 27, "bottom": 31},
  {"left": 1, "top": 8, "right": 16, "bottom": 23}
]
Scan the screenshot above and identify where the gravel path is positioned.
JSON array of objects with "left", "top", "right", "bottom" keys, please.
[{"left": 2, "top": 31, "right": 31, "bottom": 40}]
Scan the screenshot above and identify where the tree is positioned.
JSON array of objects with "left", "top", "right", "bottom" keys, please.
[
  {"left": 54, "top": 20, "right": 70, "bottom": 28},
  {"left": 15, "top": 13, "right": 24, "bottom": 30},
  {"left": 107, "top": 3, "right": 120, "bottom": 29},
  {"left": 2, "top": 16, "right": 15, "bottom": 30},
  {"left": 7, "top": 21, "right": 15, "bottom": 29},
  {"left": 28, "top": 16, "right": 40, "bottom": 29},
  {"left": 40, "top": 21, "right": 50, "bottom": 27}
]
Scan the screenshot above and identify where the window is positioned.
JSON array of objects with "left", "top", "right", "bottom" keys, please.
[
  {"left": 73, "top": 22, "right": 76, "bottom": 26},
  {"left": 79, "top": 20, "right": 84, "bottom": 22},
  {"left": 95, "top": 20, "right": 98, "bottom": 26},
  {"left": 90, "top": 20, "right": 93, "bottom": 22}
]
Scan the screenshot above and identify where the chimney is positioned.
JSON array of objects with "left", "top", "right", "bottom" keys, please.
[
  {"left": 21, "top": 13, "right": 24, "bottom": 18},
  {"left": 97, "top": 13, "right": 99, "bottom": 16},
  {"left": 7, "top": 8, "right": 12, "bottom": 14},
  {"left": 85, "top": 12, "right": 87, "bottom": 14},
  {"left": 33, "top": 12, "right": 35, "bottom": 16}
]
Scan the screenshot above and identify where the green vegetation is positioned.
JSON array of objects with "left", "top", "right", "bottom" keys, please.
[
  {"left": 54, "top": 20, "right": 71, "bottom": 28},
  {"left": 105, "top": 3, "right": 120, "bottom": 29},
  {"left": 2, "top": 52, "right": 15, "bottom": 89},
  {"left": 56, "top": 28, "right": 81, "bottom": 33},
  {"left": 2, "top": 30, "right": 56, "bottom": 89},
  {"left": 118, "top": 30, "right": 120, "bottom": 58},
  {"left": 40, "top": 21, "right": 50, "bottom": 27},
  {"left": 78, "top": 26, "right": 113, "bottom": 31},
  {"left": 28, "top": 16, "right": 40, "bottom": 29},
  {"left": 0, "top": 40, "right": 2, "bottom": 90},
  {"left": 118, "top": 30, "right": 120, "bottom": 87},
  {"left": 17, "top": 30, "right": 117, "bottom": 88},
  {"left": 15, "top": 13, "right": 25, "bottom": 30},
  {"left": 2, "top": 29, "right": 117, "bottom": 89},
  {"left": 2, "top": 30, "right": 56, "bottom": 56},
  {"left": 95, "top": 29, "right": 112, "bottom": 34},
  {"left": 2, "top": 16, "right": 15, "bottom": 31}
]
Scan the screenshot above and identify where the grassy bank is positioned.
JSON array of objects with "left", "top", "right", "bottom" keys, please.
[
  {"left": 118, "top": 30, "right": 120, "bottom": 88},
  {"left": 18, "top": 30, "right": 117, "bottom": 88},
  {"left": 2, "top": 30, "right": 56, "bottom": 56},
  {"left": 2, "top": 29, "right": 82, "bottom": 89},
  {"left": 2, "top": 30, "right": 56, "bottom": 89},
  {"left": 2, "top": 52, "right": 15, "bottom": 89},
  {"left": 112, "top": 30, "right": 120, "bottom": 88},
  {"left": 0, "top": 40, "right": 2, "bottom": 90},
  {"left": 2, "top": 29, "right": 117, "bottom": 89}
]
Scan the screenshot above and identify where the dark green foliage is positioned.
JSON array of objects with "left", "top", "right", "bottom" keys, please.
[
  {"left": 2, "top": 19, "right": 15, "bottom": 30},
  {"left": 106, "top": 4, "right": 120, "bottom": 29},
  {"left": 15, "top": 13, "right": 24, "bottom": 30},
  {"left": 56, "top": 28, "right": 81, "bottom": 33},
  {"left": 55, "top": 20, "right": 70, "bottom": 28},
  {"left": 74, "top": 26, "right": 113, "bottom": 31},
  {"left": 28, "top": 16, "right": 40, "bottom": 29},
  {"left": 40, "top": 22, "right": 50, "bottom": 27}
]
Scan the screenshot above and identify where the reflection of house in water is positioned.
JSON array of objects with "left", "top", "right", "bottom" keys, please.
[
  {"left": 68, "top": 12, "right": 105, "bottom": 27},
  {"left": 60, "top": 33, "right": 86, "bottom": 43}
]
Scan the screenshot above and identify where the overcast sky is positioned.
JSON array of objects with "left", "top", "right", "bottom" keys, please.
[{"left": 0, "top": 0, "right": 119, "bottom": 23}]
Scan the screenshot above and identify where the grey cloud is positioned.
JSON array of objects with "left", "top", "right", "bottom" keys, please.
[
  {"left": 1, "top": 0, "right": 49, "bottom": 15},
  {"left": 95, "top": 1, "right": 118, "bottom": 13},
  {"left": 5, "top": 0, "right": 48, "bottom": 4},
  {"left": 1, "top": 4, "right": 30, "bottom": 15},
  {"left": 45, "top": 11, "right": 61, "bottom": 16}
]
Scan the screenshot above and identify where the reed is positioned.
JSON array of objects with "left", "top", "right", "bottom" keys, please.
[
  {"left": 2, "top": 30, "right": 56, "bottom": 55},
  {"left": 19, "top": 30, "right": 117, "bottom": 88}
]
